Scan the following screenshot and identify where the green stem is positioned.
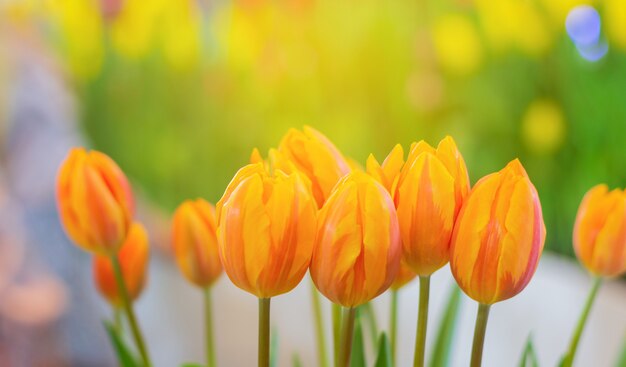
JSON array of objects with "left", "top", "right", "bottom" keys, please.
[
  {"left": 259, "top": 298, "right": 271, "bottom": 367},
  {"left": 311, "top": 282, "right": 329, "bottom": 367},
  {"left": 113, "top": 307, "right": 123, "bottom": 334},
  {"left": 110, "top": 255, "right": 152, "bottom": 367},
  {"left": 204, "top": 288, "right": 217, "bottom": 367},
  {"left": 362, "top": 302, "right": 379, "bottom": 350},
  {"left": 333, "top": 303, "right": 342, "bottom": 367},
  {"left": 470, "top": 304, "right": 491, "bottom": 367},
  {"left": 413, "top": 276, "right": 430, "bottom": 367},
  {"left": 390, "top": 290, "right": 399, "bottom": 365},
  {"left": 563, "top": 277, "right": 602, "bottom": 367},
  {"left": 339, "top": 307, "right": 356, "bottom": 367}
]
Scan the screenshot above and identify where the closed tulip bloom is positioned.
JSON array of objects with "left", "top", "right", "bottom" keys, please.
[
  {"left": 217, "top": 163, "right": 317, "bottom": 298},
  {"left": 574, "top": 185, "right": 626, "bottom": 277},
  {"left": 366, "top": 143, "right": 404, "bottom": 192},
  {"left": 93, "top": 223, "right": 149, "bottom": 306},
  {"left": 172, "top": 199, "right": 223, "bottom": 288},
  {"left": 450, "top": 159, "right": 545, "bottom": 304},
  {"left": 394, "top": 136, "right": 470, "bottom": 276},
  {"left": 311, "top": 171, "right": 401, "bottom": 307},
  {"left": 57, "top": 148, "right": 134, "bottom": 255},
  {"left": 278, "top": 126, "right": 351, "bottom": 207}
]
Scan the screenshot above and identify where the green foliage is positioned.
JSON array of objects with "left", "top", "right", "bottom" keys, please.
[
  {"left": 614, "top": 337, "right": 626, "bottom": 367},
  {"left": 292, "top": 353, "right": 304, "bottom": 367},
  {"left": 429, "top": 285, "right": 462, "bottom": 367},
  {"left": 374, "top": 334, "right": 392, "bottom": 367},
  {"left": 518, "top": 335, "right": 540, "bottom": 367},
  {"left": 350, "top": 313, "right": 366, "bottom": 367},
  {"left": 103, "top": 320, "right": 141, "bottom": 367}
]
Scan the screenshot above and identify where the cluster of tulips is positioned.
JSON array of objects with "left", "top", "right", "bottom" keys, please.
[{"left": 56, "top": 127, "right": 626, "bottom": 367}]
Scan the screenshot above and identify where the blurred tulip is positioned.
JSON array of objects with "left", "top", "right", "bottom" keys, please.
[
  {"left": 93, "top": 223, "right": 149, "bottom": 306},
  {"left": 217, "top": 162, "right": 317, "bottom": 298},
  {"left": 604, "top": 0, "right": 626, "bottom": 50},
  {"left": 172, "top": 199, "right": 222, "bottom": 288},
  {"left": 450, "top": 159, "right": 545, "bottom": 304},
  {"left": 394, "top": 137, "right": 469, "bottom": 276},
  {"left": 278, "top": 126, "right": 351, "bottom": 208},
  {"left": 573, "top": 184, "right": 626, "bottom": 277},
  {"left": 56, "top": 147, "right": 135, "bottom": 255},
  {"left": 310, "top": 171, "right": 401, "bottom": 307},
  {"left": 432, "top": 14, "right": 483, "bottom": 76},
  {"left": 521, "top": 99, "right": 566, "bottom": 155}
]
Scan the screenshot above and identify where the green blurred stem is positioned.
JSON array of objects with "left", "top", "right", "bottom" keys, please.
[
  {"left": 333, "top": 303, "right": 342, "bottom": 367},
  {"left": 204, "top": 288, "right": 217, "bottom": 367},
  {"left": 390, "top": 289, "right": 399, "bottom": 365},
  {"left": 259, "top": 298, "right": 271, "bottom": 367},
  {"left": 113, "top": 307, "right": 123, "bottom": 334},
  {"left": 362, "top": 302, "right": 379, "bottom": 350},
  {"left": 563, "top": 277, "right": 602, "bottom": 367},
  {"left": 339, "top": 307, "right": 356, "bottom": 367},
  {"left": 310, "top": 282, "right": 329, "bottom": 367},
  {"left": 470, "top": 304, "right": 491, "bottom": 367},
  {"left": 413, "top": 276, "right": 430, "bottom": 367},
  {"left": 110, "top": 255, "right": 152, "bottom": 367}
]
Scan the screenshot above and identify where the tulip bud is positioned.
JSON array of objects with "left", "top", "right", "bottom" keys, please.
[
  {"left": 450, "top": 159, "right": 545, "bottom": 304},
  {"left": 366, "top": 144, "right": 404, "bottom": 192},
  {"left": 93, "top": 223, "right": 149, "bottom": 306},
  {"left": 574, "top": 184, "right": 626, "bottom": 278},
  {"left": 278, "top": 126, "right": 351, "bottom": 207},
  {"left": 394, "top": 136, "right": 470, "bottom": 276},
  {"left": 310, "top": 171, "right": 401, "bottom": 307},
  {"left": 56, "top": 148, "right": 135, "bottom": 255},
  {"left": 217, "top": 163, "right": 317, "bottom": 298},
  {"left": 172, "top": 199, "right": 223, "bottom": 288}
]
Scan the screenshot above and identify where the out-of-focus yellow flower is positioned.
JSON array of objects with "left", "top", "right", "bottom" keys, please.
[
  {"left": 56, "top": 148, "right": 135, "bottom": 255},
  {"left": 432, "top": 14, "right": 483, "bottom": 76},
  {"left": 172, "top": 199, "right": 222, "bottom": 288},
  {"left": 604, "top": 0, "right": 626, "bottom": 50},
  {"left": 310, "top": 172, "right": 401, "bottom": 307},
  {"left": 109, "top": 0, "right": 161, "bottom": 60},
  {"left": 217, "top": 163, "right": 317, "bottom": 298},
  {"left": 279, "top": 126, "right": 351, "bottom": 208},
  {"left": 450, "top": 159, "right": 545, "bottom": 304},
  {"left": 390, "top": 260, "right": 417, "bottom": 291},
  {"left": 160, "top": 0, "right": 202, "bottom": 71},
  {"left": 521, "top": 99, "right": 566, "bottom": 155},
  {"left": 574, "top": 185, "right": 626, "bottom": 278},
  {"left": 93, "top": 223, "right": 149, "bottom": 306},
  {"left": 394, "top": 137, "right": 470, "bottom": 276},
  {"left": 540, "top": 0, "right": 592, "bottom": 26}
]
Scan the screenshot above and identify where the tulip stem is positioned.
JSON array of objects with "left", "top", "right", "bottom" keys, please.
[
  {"left": 204, "top": 288, "right": 217, "bottom": 367},
  {"left": 413, "top": 276, "right": 430, "bottom": 367},
  {"left": 339, "top": 307, "right": 356, "bottom": 367},
  {"left": 362, "top": 302, "right": 379, "bottom": 350},
  {"left": 470, "top": 303, "right": 491, "bottom": 367},
  {"left": 110, "top": 255, "right": 152, "bottom": 367},
  {"left": 311, "top": 281, "right": 329, "bottom": 367},
  {"left": 390, "top": 289, "right": 399, "bottom": 365},
  {"left": 563, "top": 277, "right": 602, "bottom": 367},
  {"left": 332, "top": 303, "right": 342, "bottom": 367},
  {"left": 259, "top": 298, "right": 271, "bottom": 367},
  {"left": 113, "top": 307, "right": 123, "bottom": 334}
]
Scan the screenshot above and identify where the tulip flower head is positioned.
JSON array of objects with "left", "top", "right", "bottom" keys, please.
[
  {"left": 217, "top": 162, "right": 317, "bottom": 298},
  {"left": 390, "top": 260, "right": 417, "bottom": 291},
  {"left": 278, "top": 126, "right": 351, "bottom": 207},
  {"left": 57, "top": 148, "right": 135, "bottom": 255},
  {"left": 93, "top": 223, "right": 149, "bottom": 306},
  {"left": 574, "top": 184, "right": 626, "bottom": 278},
  {"left": 172, "top": 199, "right": 223, "bottom": 288},
  {"left": 310, "top": 171, "right": 401, "bottom": 307},
  {"left": 450, "top": 159, "right": 545, "bottom": 305}
]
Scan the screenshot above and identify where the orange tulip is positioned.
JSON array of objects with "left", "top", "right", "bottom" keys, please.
[
  {"left": 392, "top": 136, "right": 470, "bottom": 276},
  {"left": 278, "top": 126, "right": 351, "bottom": 207},
  {"left": 56, "top": 147, "right": 135, "bottom": 255},
  {"left": 172, "top": 199, "right": 223, "bottom": 288},
  {"left": 573, "top": 184, "right": 626, "bottom": 277},
  {"left": 217, "top": 162, "right": 317, "bottom": 298},
  {"left": 450, "top": 159, "right": 546, "bottom": 304},
  {"left": 310, "top": 171, "right": 401, "bottom": 307},
  {"left": 390, "top": 260, "right": 417, "bottom": 291},
  {"left": 93, "top": 223, "right": 149, "bottom": 306}
]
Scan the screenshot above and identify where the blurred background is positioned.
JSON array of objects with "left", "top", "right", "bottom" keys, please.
[{"left": 0, "top": 0, "right": 624, "bottom": 366}]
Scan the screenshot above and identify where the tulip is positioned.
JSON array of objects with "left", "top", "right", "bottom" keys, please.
[
  {"left": 278, "top": 126, "right": 351, "bottom": 208},
  {"left": 56, "top": 147, "right": 134, "bottom": 255},
  {"left": 562, "top": 184, "right": 626, "bottom": 367},
  {"left": 93, "top": 222, "right": 149, "bottom": 307},
  {"left": 310, "top": 171, "right": 400, "bottom": 367},
  {"left": 172, "top": 199, "right": 222, "bottom": 288},
  {"left": 449, "top": 159, "right": 545, "bottom": 367},
  {"left": 217, "top": 162, "right": 317, "bottom": 367}
]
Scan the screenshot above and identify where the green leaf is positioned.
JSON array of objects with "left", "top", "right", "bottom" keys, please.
[
  {"left": 518, "top": 335, "right": 540, "bottom": 367},
  {"left": 374, "top": 333, "right": 392, "bottom": 367},
  {"left": 615, "top": 337, "right": 626, "bottom": 367},
  {"left": 292, "top": 353, "right": 304, "bottom": 367},
  {"left": 270, "top": 328, "right": 279, "bottom": 367},
  {"left": 103, "top": 320, "right": 141, "bottom": 367},
  {"left": 360, "top": 302, "right": 379, "bottom": 351},
  {"left": 429, "top": 285, "right": 462, "bottom": 367},
  {"left": 350, "top": 312, "right": 366, "bottom": 367}
]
